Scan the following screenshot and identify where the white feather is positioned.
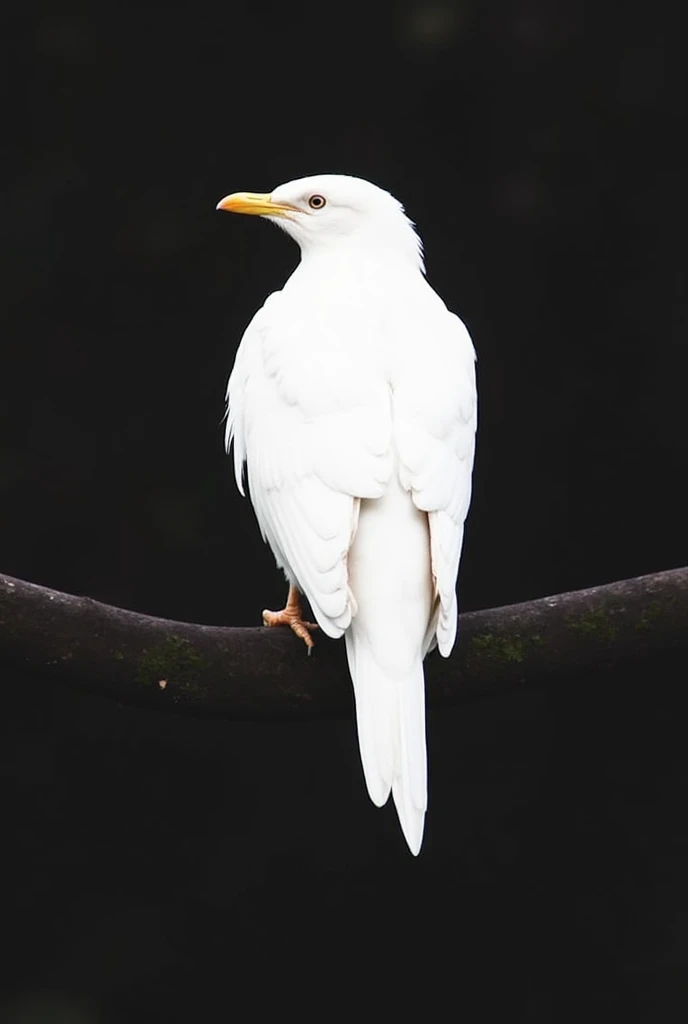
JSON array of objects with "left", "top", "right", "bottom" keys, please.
[
  {"left": 344, "top": 473, "right": 431, "bottom": 854},
  {"left": 222, "top": 174, "right": 477, "bottom": 854}
]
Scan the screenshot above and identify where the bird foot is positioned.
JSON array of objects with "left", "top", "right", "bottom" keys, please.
[{"left": 262, "top": 588, "right": 318, "bottom": 653}]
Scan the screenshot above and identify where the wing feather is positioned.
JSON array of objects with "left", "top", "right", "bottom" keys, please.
[
  {"left": 226, "top": 293, "right": 393, "bottom": 638},
  {"left": 394, "top": 309, "right": 477, "bottom": 656}
]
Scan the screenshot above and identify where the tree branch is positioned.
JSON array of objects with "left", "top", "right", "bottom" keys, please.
[{"left": 1, "top": 568, "right": 685, "bottom": 718}]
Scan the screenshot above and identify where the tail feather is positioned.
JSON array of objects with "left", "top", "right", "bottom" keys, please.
[{"left": 346, "top": 631, "right": 427, "bottom": 855}]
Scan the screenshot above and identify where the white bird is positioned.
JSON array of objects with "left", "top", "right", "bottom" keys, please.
[{"left": 217, "top": 174, "right": 477, "bottom": 855}]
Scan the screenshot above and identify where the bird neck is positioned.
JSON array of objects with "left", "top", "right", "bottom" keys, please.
[{"left": 298, "top": 237, "right": 424, "bottom": 279}]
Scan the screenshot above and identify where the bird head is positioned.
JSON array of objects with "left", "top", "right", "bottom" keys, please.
[{"left": 216, "top": 174, "right": 424, "bottom": 271}]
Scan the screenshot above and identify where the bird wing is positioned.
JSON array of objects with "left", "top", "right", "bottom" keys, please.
[
  {"left": 226, "top": 292, "right": 394, "bottom": 637},
  {"left": 393, "top": 307, "right": 477, "bottom": 655}
]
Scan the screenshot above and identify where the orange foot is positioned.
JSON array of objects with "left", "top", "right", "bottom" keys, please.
[{"left": 262, "top": 585, "right": 319, "bottom": 653}]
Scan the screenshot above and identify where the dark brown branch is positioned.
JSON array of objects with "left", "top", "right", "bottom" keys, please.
[{"left": 1, "top": 568, "right": 686, "bottom": 718}]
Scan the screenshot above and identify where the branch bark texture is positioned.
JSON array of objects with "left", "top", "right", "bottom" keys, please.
[{"left": 1, "top": 568, "right": 685, "bottom": 718}]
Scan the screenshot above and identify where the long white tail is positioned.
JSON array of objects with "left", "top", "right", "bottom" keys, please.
[
  {"left": 344, "top": 475, "right": 434, "bottom": 855},
  {"left": 345, "top": 631, "right": 427, "bottom": 854}
]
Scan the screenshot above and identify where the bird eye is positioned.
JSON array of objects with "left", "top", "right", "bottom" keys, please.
[{"left": 308, "top": 194, "right": 326, "bottom": 210}]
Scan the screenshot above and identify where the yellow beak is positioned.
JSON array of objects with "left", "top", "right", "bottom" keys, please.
[{"left": 215, "top": 191, "right": 294, "bottom": 217}]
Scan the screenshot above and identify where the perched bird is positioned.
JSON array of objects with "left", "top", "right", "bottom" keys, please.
[{"left": 217, "top": 174, "right": 477, "bottom": 854}]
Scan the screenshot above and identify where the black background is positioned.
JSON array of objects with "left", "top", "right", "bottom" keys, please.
[{"left": 2, "top": 1, "right": 686, "bottom": 1020}]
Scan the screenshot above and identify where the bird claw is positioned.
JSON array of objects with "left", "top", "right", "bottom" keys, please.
[{"left": 262, "top": 604, "right": 319, "bottom": 652}]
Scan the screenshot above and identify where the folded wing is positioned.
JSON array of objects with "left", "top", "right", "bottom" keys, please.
[
  {"left": 226, "top": 294, "right": 395, "bottom": 636},
  {"left": 393, "top": 309, "right": 477, "bottom": 655}
]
